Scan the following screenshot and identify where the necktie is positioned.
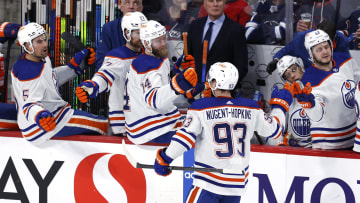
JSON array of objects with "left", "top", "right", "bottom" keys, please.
[{"left": 203, "top": 22, "right": 214, "bottom": 47}]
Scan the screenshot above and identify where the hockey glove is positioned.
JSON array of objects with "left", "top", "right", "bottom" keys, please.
[
  {"left": 68, "top": 48, "right": 95, "bottom": 75},
  {"left": 185, "top": 83, "right": 205, "bottom": 100},
  {"left": 154, "top": 148, "right": 173, "bottom": 176},
  {"left": 75, "top": 80, "right": 99, "bottom": 103},
  {"left": 170, "top": 68, "right": 198, "bottom": 95},
  {"left": 266, "top": 59, "right": 278, "bottom": 75},
  {"left": 202, "top": 81, "right": 212, "bottom": 98},
  {"left": 293, "top": 82, "right": 315, "bottom": 108},
  {"left": 0, "top": 22, "right": 21, "bottom": 39},
  {"left": 269, "top": 82, "right": 293, "bottom": 113},
  {"left": 173, "top": 54, "right": 195, "bottom": 73},
  {"left": 35, "top": 110, "right": 56, "bottom": 132},
  {"left": 277, "top": 132, "right": 301, "bottom": 147}
]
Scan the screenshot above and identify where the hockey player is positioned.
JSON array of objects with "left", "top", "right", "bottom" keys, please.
[
  {"left": 154, "top": 62, "right": 293, "bottom": 202},
  {"left": 75, "top": 12, "right": 147, "bottom": 136},
  {"left": 125, "top": 20, "right": 198, "bottom": 144},
  {"left": 354, "top": 81, "right": 360, "bottom": 152},
  {"left": 267, "top": 20, "right": 349, "bottom": 74},
  {"left": 12, "top": 22, "right": 108, "bottom": 145},
  {"left": 276, "top": 55, "right": 311, "bottom": 147},
  {"left": 294, "top": 29, "right": 360, "bottom": 149},
  {"left": 0, "top": 22, "right": 21, "bottom": 130}
]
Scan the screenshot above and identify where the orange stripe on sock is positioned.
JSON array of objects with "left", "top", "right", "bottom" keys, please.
[
  {"left": 187, "top": 187, "right": 200, "bottom": 203},
  {"left": 68, "top": 118, "right": 108, "bottom": 132}
]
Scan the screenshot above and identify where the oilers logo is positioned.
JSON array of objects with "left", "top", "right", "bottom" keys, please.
[
  {"left": 290, "top": 108, "right": 310, "bottom": 138},
  {"left": 341, "top": 80, "right": 356, "bottom": 109}
]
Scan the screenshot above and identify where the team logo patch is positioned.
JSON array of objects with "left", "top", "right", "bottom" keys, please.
[
  {"left": 341, "top": 80, "right": 356, "bottom": 109},
  {"left": 290, "top": 108, "right": 310, "bottom": 138}
]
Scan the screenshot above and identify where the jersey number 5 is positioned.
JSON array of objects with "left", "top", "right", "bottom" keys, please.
[{"left": 213, "top": 123, "right": 247, "bottom": 158}]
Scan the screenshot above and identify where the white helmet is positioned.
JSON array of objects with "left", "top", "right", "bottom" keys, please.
[
  {"left": 121, "top": 12, "right": 148, "bottom": 42},
  {"left": 17, "top": 22, "right": 46, "bottom": 54},
  {"left": 208, "top": 62, "right": 239, "bottom": 91},
  {"left": 304, "top": 29, "right": 333, "bottom": 62},
  {"left": 277, "top": 55, "right": 304, "bottom": 82},
  {"left": 140, "top": 20, "right": 166, "bottom": 50}
]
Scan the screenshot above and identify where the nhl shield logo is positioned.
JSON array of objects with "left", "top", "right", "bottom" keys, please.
[
  {"left": 341, "top": 80, "right": 356, "bottom": 109},
  {"left": 290, "top": 108, "right": 310, "bottom": 138}
]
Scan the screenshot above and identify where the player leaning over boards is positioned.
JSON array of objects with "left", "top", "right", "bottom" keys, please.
[
  {"left": 154, "top": 62, "right": 293, "bottom": 202},
  {"left": 294, "top": 29, "right": 360, "bottom": 150},
  {"left": 11, "top": 23, "right": 108, "bottom": 145},
  {"left": 75, "top": 12, "right": 147, "bottom": 136},
  {"left": 124, "top": 20, "right": 203, "bottom": 144}
]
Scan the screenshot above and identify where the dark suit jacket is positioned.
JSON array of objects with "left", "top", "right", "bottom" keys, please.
[{"left": 186, "top": 15, "right": 248, "bottom": 84}]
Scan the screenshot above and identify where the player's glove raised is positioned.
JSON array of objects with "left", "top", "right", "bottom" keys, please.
[
  {"left": 0, "top": 22, "right": 21, "bottom": 39},
  {"left": 266, "top": 59, "right": 279, "bottom": 75},
  {"left": 154, "top": 148, "right": 173, "bottom": 176},
  {"left": 185, "top": 83, "right": 205, "bottom": 99},
  {"left": 68, "top": 48, "right": 95, "bottom": 75},
  {"left": 170, "top": 68, "right": 198, "bottom": 95},
  {"left": 173, "top": 54, "right": 195, "bottom": 73},
  {"left": 75, "top": 80, "right": 99, "bottom": 103},
  {"left": 35, "top": 110, "right": 56, "bottom": 132},
  {"left": 269, "top": 82, "right": 293, "bottom": 113},
  {"left": 293, "top": 82, "right": 315, "bottom": 108}
]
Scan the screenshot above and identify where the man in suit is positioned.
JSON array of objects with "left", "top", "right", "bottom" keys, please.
[{"left": 186, "top": 0, "right": 248, "bottom": 88}]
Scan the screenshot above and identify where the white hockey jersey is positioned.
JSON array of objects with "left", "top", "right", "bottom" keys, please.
[
  {"left": 301, "top": 52, "right": 360, "bottom": 149},
  {"left": 287, "top": 99, "right": 312, "bottom": 147},
  {"left": 353, "top": 83, "right": 360, "bottom": 152},
  {"left": 11, "top": 53, "right": 74, "bottom": 145},
  {"left": 124, "top": 54, "right": 182, "bottom": 144},
  {"left": 166, "top": 97, "right": 286, "bottom": 196},
  {"left": 92, "top": 46, "right": 141, "bottom": 134}
]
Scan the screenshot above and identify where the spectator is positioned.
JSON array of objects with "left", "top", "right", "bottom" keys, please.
[
  {"left": 186, "top": 0, "right": 248, "bottom": 88},
  {"left": 95, "top": 0, "right": 143, "bottom": 69},
  {"left": 294, "top": 29, "right": 360, "bottom": 149},
  {"left": 12, "top": 23, "right": 108, "bottom": 145},
  {"left": 295, "top": 0, "right": 358, "bottom": 32},
  {"left": 276, "top": 55, "right": 311, "bottom": 148},
  {"left": 267, "top": 20, "right": 349, "bottom": 74},
  {"left": 154, "top": 62, "right": 293, "bottom": 202},
  {"left": 245, "top": 0, "right": 293, "bottom": 45},
  {"left": 344, "top": 8, "right": 360, "bottom": 50},
  {"left": 75, "top": 12, "right": 147, "bottom": 136},
  {"left": 198, "top": 0, "right": 251, "bottom": 27},
  {"left": 0, "top": 22, "right": 21, "bottom": 130},
  {"left": 124, "top": 20, "right": 199, "bottom": 144}
]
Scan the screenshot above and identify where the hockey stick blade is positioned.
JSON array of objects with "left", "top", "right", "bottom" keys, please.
[
  {"left": 61, "top": 32, "right": 86, "bottom": 51},
  {"left": 121, "top": 140, "right": 244, "bottom": 174}
]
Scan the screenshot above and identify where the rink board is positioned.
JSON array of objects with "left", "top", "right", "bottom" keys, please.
[{"left": 0, "top": 132, "right": 360, "bottom": 203}]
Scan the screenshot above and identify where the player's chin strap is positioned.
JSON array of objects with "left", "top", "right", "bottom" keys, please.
[{"left": 121, "top": 140, "right": 245, "bottom": 174}]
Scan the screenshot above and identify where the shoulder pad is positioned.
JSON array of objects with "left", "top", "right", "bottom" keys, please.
[
  {"left": 131, "top": 54, "right": 166, "bottom": 74},
  {"left": 106, "top": 46, "right": 141, "bottom": 59},
  {"left": 12, "top": 53, "right": 45, "bottom": 81}
]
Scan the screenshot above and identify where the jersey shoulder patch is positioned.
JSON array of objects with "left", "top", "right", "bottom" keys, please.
[
  {"left": 12, "top": 53, "right": 45, "bottom": 81},
  {"left": 105, "top": 45, "right": 140, "bottom": 59},
  {"left": 131, "top": 54, "right": 166, "bottom": 74},
  {"left": 190, "top": 97, "right": 260, "bottom": 110}
]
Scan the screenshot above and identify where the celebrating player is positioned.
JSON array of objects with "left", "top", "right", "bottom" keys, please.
[
  {"left": 295, "top": 29, "right": 360, "bottom": 150},
  {"left": 154, "top": 62, "right": 293, "bottom": 202},
  {"left": 276, "top": 55, "right": 311, "bottom": 147},
  {"left": 75, "top": 12, "right": 147, "bottom": 136},
  {"left": 124, "top": 20, "right": 199, "bottom": 144},
  {"left": 11, "top": 22, "right": 108, "bottom": 145}
]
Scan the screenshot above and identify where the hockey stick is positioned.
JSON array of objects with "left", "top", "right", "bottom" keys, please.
[
  {"left": 61, "top": 31, "right": 85, "bottom": 51},
  {"left": 201, "top": 40, "right": 208, "bottom": 83},
  {"left": 182, "top": 32, "right": 188, "bottom": 55},
  {"left": 122, "top": 140, "right": 244, "bottom": 174},
  {"left": 1, "top": 39, "right": 15, "bottom": 103}
]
